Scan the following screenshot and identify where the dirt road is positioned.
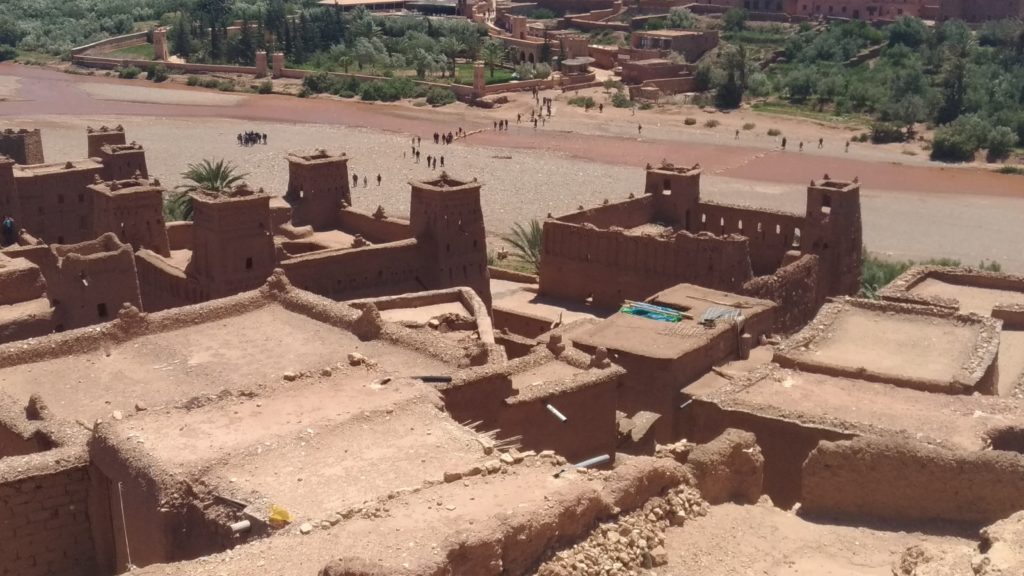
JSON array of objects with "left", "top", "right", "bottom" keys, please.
[{"left": 1, "top": 63, "right": 1022, "bottom": 270}]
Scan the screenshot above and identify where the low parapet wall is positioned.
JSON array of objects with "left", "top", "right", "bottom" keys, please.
[
  {"left": 802, "top": 436, "right": 1024, "bottom": 526},
  {"left": 71, "top": 31, "right": 149, "bottom": 56}
]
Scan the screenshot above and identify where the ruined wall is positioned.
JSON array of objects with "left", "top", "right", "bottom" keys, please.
[
  {"left": 539, "top": 220, "right": 753, "bottom": 307},
  {"left": 0, "top": 129, "right": 45, "bottom": 166},
  {"left": 680, "top": 400, "right": 854, "bottom": 508},
  {"left": 554, "top": 195, "right": 655, "bottom": 228},
  {"left": 501, "top": 374, "right": 619, "bottom": 463},
  {"left": 281, "top": 240, "right": 426, "bottom": 301},
  {"left": 50, "top": 235, "right": 142, "bottom": 330},
  {"left": 0, "top": 456, "right": 95, "bottom": 576},
  {"left": 742, "top": 254, "right": 821, "bottom": 333},
  {"left": 96, "top": 144, "right": 149, "bottom": 181},
  {"left": 335, "top": 210, "right": 413, "bottom": 243},
  {"left": 695, "top": 201, "right": 804, "bottom": 276},
  {"left": 802, "top": 436, "right": 1024, "bottom": 525},
  {"left": 134, "top": 250, "right": 198, "bottom": 312}
]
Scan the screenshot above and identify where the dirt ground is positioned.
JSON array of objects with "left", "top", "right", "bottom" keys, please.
[
  {"left": 1, "top": 63, "right": 1023, "bottom": 271},
  {"left": 654, "top": 502, "right": 974, "bottom": 576},
  {"left": 909, "top": 278, "right": 1024, "bottom": 316}
]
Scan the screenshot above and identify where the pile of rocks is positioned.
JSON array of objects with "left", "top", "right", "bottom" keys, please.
[{"left": 536, "top": 484, "right": 709, "bottom": 576}]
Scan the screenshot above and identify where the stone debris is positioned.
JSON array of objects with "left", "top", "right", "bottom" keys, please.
[
  {"left": 535, "top": 484, "right": 709, "bottom": 576},
  {"left": 347, "top": 352, "right": 367, "bottom": 366},
  {"left": 282, "top": 372, "right": 298, "bottom": 382},
  {"left": 299, "top": 523, "right": 313, "bottom": 535}
]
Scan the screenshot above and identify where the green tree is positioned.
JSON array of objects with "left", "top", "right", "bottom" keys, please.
[
  {"left": 503, "top": 220, "right": 543, "bottom": 273},
  {"left": 935, "top": 56, "right": 966, "bottom": 125},
  {"left": 439, "top": 37, "right": 465, "bottom": 77},
  {"left": 165, "top": 159, "right": 248, "bottom": 222},
  {"left": 196, "top": 0, "right": 230, "bottom": 61},
  {"left": 172, "top": 12, "right": 192, "bottom": 59},
  {"left": 723, "top": 8, "right": 747, "bottom": 32},
  {"left": 886, "top": 16, "right": 928, "bottom": 49},
  {"left": 480, "top": 39, "right": 505, "bottom": 78},
  {"left": 666, "top": 8, "right": 696, "bottom": 30}
]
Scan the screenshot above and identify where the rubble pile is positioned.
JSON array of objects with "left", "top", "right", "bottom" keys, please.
[{"left": 536, "top": 484, "right": 708, "bottom": 576}]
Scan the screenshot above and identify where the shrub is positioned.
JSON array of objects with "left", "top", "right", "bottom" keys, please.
[
  {"left": 986, "top": 126, "right": 1018, "bottom": 161},
  {"left": 568, "top": 96, "right": 596, "bottom": 108},
  {"left": 704, "top": 119, "right": 720, "bottom": 128},
  {"left": 303, "top": 71, "right": 341, "bottom": 94},
  {"left": 870, "top": 122, "right": 905, "bottom": 144},
  {"left": 217, "top": 80, "right": 235, "bottom": 92},
  {"left": 186, "top": 75, "right": 200, "bottom": 86},
  {"left": 528, "top": 8, "right": 556, "bottom": 19},
  {"left": 425, "top": 87, "right": 456, "bottom": 106},
  {"left": 115, "top": 65, "right": 141, "bottom": 79},
  {"left": 996, "top": 165, "right": 1024, "bottom": 175},
  {"left": 603, "top": 79, "right": 625, "bottom": 91},
  {"left": 684, "top": 117, "right": 697, "bottom": 125},
  {"left": 147, "top": 64, "right": 168, "bottom": 83},
  {"left": 337, "top": 90, "right": 356, "bottom": 98},
  {"left": 611, "top": 90, "right": 631, "bottom": 108},
  {"left": 359, "top": 78, "right": 417, "bottom": 102},
  {"left": 0, "top": 45, "right": 16, "bottom": 62},
  {"left": 257, "top": 80, "right": 273, "bottom": 94},
  {"left": 767, "top": 127, "right": 782, "bottom": 136},
  {"left": 201, "top": 78, "right": 221, "bottom": 88},
  {"left": 639, "top": 102, "right": 654, "bottom": 110},
  {"left": 742, "top": 122, "right": 756, "bottom": 130}
]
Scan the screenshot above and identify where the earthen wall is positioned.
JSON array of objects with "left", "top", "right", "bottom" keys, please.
[
  {"left": 694, "top": 201, "right": 804, "bottom": 275},
  {"left": 802, "top": 437, "right": 1024, "bottom": 525},
  {"left": 742, "top": 254, "right": 821, "bottom": 333},
  {"left": 680, "top": 400, "right": 854, "bottom": 507},
  {"left": 554, "top": 195, "right": 655, "bottom": 228},
  {"left": 13, "top": 163, "right": 103, "bottom": 245},
  {"left": 0, "top": 458, "right": 95, "bottom": 576},
  {"left": 86, "top": 127, "right": 126, "bottom": 158},
  {"left": 50, "top": 237, "right": 142, "bottom": 330},
  {"left": 0, "top": 129, "right": 45, "bottom": 166},
  {"left": 336, "top": 209, "right": 413, "bottom": 243},
  {"left": 281, "top": 240, "right": 425, "bottom": 301},
  {"left": 539, "top": 220, "right": 753, "bottom": 306}
]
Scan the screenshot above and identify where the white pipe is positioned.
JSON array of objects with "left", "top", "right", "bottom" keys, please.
[
  {"left": 230, "top": 520, "right": 252, "bottom": 534},
  {"left": 546, "top": 403, "right": 568, "bottom": 423}
]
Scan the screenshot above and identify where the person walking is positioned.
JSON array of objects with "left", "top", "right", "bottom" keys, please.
[
  {"left": 376, "top": 174, "right": 382, "bottom": 186},
  {"left": 818, "top": 137, "right": 824, "bottom": 149},
  {"left": 440, "top": 156, "right": 445, "bottom": 168},
  {"left": 352, "top": 173, "right": 359, "bottom": 187},
  {"left": 781, "top": 137, "right": 787, "bottom": 150}
]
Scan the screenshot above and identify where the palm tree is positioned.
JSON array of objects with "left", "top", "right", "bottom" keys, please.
[
  {"left": 480, "top": 39, "right": 506, "bottom": 79},
  {"left": 165, "top": 159, "right": 248, "bottom": 221},
  {"left": 503, "top": 220, "right": 543, "bottom": 273},
  {"left": 439, "top": 37, "right": 465, "bottom": 78}
]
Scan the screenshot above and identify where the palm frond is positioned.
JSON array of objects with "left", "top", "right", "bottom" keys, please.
[{"left": 502, "top": 220, "right": 543, "bottom": 273}]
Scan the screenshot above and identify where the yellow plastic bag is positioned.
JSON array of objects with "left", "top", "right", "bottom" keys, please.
[{"left": 268, "top": 504, "right": 293, "bottom": 528}]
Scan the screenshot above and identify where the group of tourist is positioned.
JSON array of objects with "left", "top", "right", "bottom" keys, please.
[
  {"left": 237, "top": 131, "right": 267, "bottom": 146},
  {"left": 433, "top": 130, "right": 461, "bottom": 145},
  {"left": 350, "top": 172, "right": 382, "bottom": 188}
]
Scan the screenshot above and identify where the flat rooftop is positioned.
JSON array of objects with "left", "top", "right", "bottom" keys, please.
[
  {"left": 0, "top": 303, "right": 450, "bottom": 423},
  {"left": 775, "top": 299, "right": 999, "bottom": 394},
  {"left": 567, "top": 284, "right": 774, "bottom": 360},
  {"left": 13, "top": 158, "right": 101, "bottom": 175},
  {"left": 491, "top": 278, "right": 607, "bottom": 327},
  {"left": 652, "top": 503, "right": 972, "bottom": 576},
  {"left": 105, "top": 379, "right": 484, "bottom": 520},
  {"left": 697, "top": 365, "right": 1024, "bottom": 451},
  {"left": 910, "top": 277, "right": 1024, "bottom": 316},
  {"left": 637, "top": 29, "right": 705, "bottom": 37}
]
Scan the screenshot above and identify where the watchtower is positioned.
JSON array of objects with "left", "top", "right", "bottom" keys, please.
[
  {"left": 187, "top": 185, "right": 275, "bottom": 300},
  {"left": 645, "top": 162, "right": 702, "bottom": 231},
  {"left": 96, "top": 142, "right": 149, "bottom": 182},
  {"left": 0, "top": 129, "right": 44, "bottom": 166},
  {"left": 409, "top": 173, "right": 491, "bottom": 307},
  {"left": 87, "top": 126, "right": 127, "bottom": 158},
  {"left": 803, "top": 177, "right": 863, "bottom": 297},
  {"left": 0, "top": 155, "right": 20, "bottom": 223},
  {"left": 284, "top": 149, "right": 350, "bottom": 230},
  {"left": 89, "top": 176, "right": 170, "bottom": 257}
]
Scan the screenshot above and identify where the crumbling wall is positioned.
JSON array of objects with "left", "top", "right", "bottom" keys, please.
[
  {"left": 500, "top": 369, "right": 621, "bottom": 463},
  {"left": 539, "top": 220, "right": 753, "bottom": 307},
  {"left": 86, "top": 126, "right": 126, "bottom": 158},
  {"left": 742, "top": 254, "right": 821, "bottom": 333},
  {"left": 695, "top": 201, "right": 804, "bottom": 276},
  {"left": 134, "top": 249, "right": 198, "bottom": 312},
  {"left": 335, "top": 209, "right": 413, "bottom": 243},
  {"left": 0, "top": 129, "right": 44, "bottom": 165},
  {"left": 802, "top": 436, "right": 1024, "bottom": 525},
  {"left": 49, "top": 234, "right": 142, "bottom": 330},
  {"left": 554, "top": 196, "right": 655, "bottom": 229},
  {"left": 679, "top": 400, "right": 854, "bottom": 508},
  {"left": 281, "top": 240, "right": 425, "bottom": 301},
  {"left": 0, "top": 452, "right": 95, "bottom": 576}
]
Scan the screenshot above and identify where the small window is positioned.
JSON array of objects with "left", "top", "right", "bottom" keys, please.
[
  {"left": 97, "top": 303, "right": 108, "bottom": 318},
  {"left": 245, "top": 257, "right": 253, "bottom": 270}
]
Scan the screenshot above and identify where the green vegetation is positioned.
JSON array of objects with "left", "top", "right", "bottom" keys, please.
[
  {"left": 568, "top": 95, "right": 596, "bottom": 109},
  {"left": 503, "top": 220, "right": 543, "bottom": 274},
  {"left": 0, "top": 0, "right": 163, "bottom": 56},
  {"left": 0, "top": 45, "right": 16, "bottom": 62},
  {"left": 257, "top": 79, "right": 273, "bottom": 94},
  {"left": 115, "top": 65, "right": 141, "bottom": 79},
  {"left": 699, "top": 16, "right": 1024, "bottom": 162},
  {"left": 425, "top": 87, "right": 455, "bottom": 106},
  {"left": 165, "top": 158, "right": 248, "bottom": 221},
  {"left": 860, "top": 251, "right": 1002, "bottom": 298},
  {"left": 996, "top": 165, "right": 1024, "bottom": 175},
  {"left": 527, "top": 8, "right": 556, "bottom": 20},
  {"left": 146, "top": 63, "right": 169, "bottom": 82},
  {"left": 611, "top": 90, "right": 631, "bottom": 108},
  {"left": 704, "top": 119, "right": 720, "bottom": 128},
  {"left": 106, "top": 43, "right": 155, "bottom": 60},
  {"left": 742, "top": 122, "right": 755, "bottom": 130},
  {"left": 684, "top": 117, "right": 697, "bottom": 125},
  {"left": 767, "top": 127, "right": 782, "bottom": 136}
]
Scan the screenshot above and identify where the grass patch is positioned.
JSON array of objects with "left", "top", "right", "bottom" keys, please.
[
  {"left": 860, "top": 250, "right": 1002, "bottom": 299},
  {"left": 996, "top": 165, "right": 1024, "bottom": 175},
  {"left": 454, "top": 63, "right": 514, "bottom": 85},
  {"left": 104, "top": 43, "right": 155, "bottom": 60},
  {"left": 704, "top": 119, "right": 720, "bottom": 128},
  {"left": 751, "top": 102, "right": 870, "bottom": 127}
]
